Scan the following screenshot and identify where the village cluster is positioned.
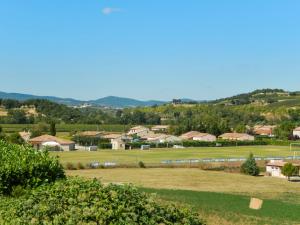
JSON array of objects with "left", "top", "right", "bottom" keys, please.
[{"left": 18, "top": 124, "right": 300, "bottom": 151}]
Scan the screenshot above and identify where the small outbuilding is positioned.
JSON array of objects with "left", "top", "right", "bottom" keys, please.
[
  {"left": 293, "top": 127, "right": 300, "bottom": 138},
  {"left": 266, "top": 160, "right": 300, "bottom": 178}
]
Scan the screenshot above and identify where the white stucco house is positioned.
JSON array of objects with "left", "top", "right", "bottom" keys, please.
[
  {"left": 266, "top": 160, "right": 300, "bottom": 178},
  {"left": 293, "top": 127, "right": 300, "bottom": 138},
  {"left": 29, "top": 134, "right": 75, "bottom": 151}
]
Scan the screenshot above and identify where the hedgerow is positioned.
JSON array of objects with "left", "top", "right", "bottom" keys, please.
[
  {"left": 0, "top": 140, "right": 65, "bottom": 195},
  {"left": 0, "top": 178, "right": 204, "bottom": 225}
]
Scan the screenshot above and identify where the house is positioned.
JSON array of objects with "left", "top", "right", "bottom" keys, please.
[
  {"left": 29, "top": 134, "right": 75, "bottom": 151},
  {"left": 19, "top": 131, "right": 31, "bottom": 142},
  {"left": 103, "top": 133, "right": 132, "bottom": 142},
  {"left": 151, "top": 125, "right": 169, "bottom": 133},
  {"left": 139, "top": 133, "right": 164, "bottom": 142},
  {"left": 293, "top": 127, "right": 300, "bottom": 138},
  {"left": 180, "top": 131, "right": 216, "bottom": 142},
  {"left": 163, "top": 135, "right": 182, "bottom": 143},
  {"left": 78, "top": 131, "right": 103, "bottom": 138},
  {"left": 219, "top": 133, "right": 255, "bottom": 141},
  {"left": 254, "top": 125, "right": 276, "bottom": 137},
  {"left": 266, "top": 160, "right": 300, "bottom": 178},
  {"left": 111, "top": 139, "right": 126, "bottom": 150},
  {"left": 127, "top": 126, "right": 150, "bottom": 136}
]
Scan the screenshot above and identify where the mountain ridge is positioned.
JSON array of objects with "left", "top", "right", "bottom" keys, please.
[{"left": 0, "top": 91, "right": 166, "bottom": 108}]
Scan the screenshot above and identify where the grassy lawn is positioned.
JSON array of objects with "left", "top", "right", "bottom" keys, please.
[
  {"left": 142, "top": 188, "right": 300, "bottom": 225},
  {"left": 66, "top": 168, "right": 300, "bottom": 201},
  {"left": 67, "top": 168, "right": 300, "bottom": 225},
  {"left": 52, "top": 145, "right": 295, "bottom": 165},
  {"left": 0, "top": 124, "right": 130, "bottom": 133}
]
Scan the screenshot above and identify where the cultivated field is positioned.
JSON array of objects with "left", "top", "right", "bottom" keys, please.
[
  {"left": 67, "top": 168, "right": 300, "bottom": 225},
  {"left": 52, "top": 145, "right": 295, "bottom": 165},
  {"left": 0, "top": 124, "right": 131, "bottom": 133}
]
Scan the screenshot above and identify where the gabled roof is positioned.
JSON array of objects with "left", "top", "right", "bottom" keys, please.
[
  {"left": 180, "top": 131, "right": 214, "bottom": 139},
  {"left": 29, "top": 134, "right": 74, "bottom": 145},
  {"left": 219, "top": 133, "right": 253, "bottom": 138},
  {"left": 266, "top": 160, "right": 300, "bottom": 167}
]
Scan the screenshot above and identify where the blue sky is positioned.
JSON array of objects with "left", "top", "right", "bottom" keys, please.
[{"left": 0, "top": 0, "right": 300, "bottom": 101}]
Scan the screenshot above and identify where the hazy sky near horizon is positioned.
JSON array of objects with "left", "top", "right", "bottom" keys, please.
[{"left": 1, "top": 0, "right": 300, "bottom": 101}]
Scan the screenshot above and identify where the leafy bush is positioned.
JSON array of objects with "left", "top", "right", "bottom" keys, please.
[
  {"left": 0, "top": 140, "right": 65, "bottom": 195},
  {"left": 240, "top": 153, "right": 260, "bottom": 176},
  {"left": 65, "top": 162, "right": 77, "bottom": 170},
  {"left": 77, "top": 162, "right": 85, "bottom": 170},
  {"left": 282, "top": 163, "right": 299, "bottom": 181},
  {"left": 0, "top": 178, "right": 204, "bottom": 225},
  {"left": 138, "top": 161, "right": 146, "bottom": 168}
]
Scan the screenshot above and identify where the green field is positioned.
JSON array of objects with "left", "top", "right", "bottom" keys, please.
[
  {"left": 67, "top": 168, "right": 300, "bottom": 225},
  {"left": 0, "top": 124, "right": 131, "bottom": 133},
  {"left": 142, "top": 188, "right": 300, "bottom": 225},
  {"left": 52, "top": 145, "right": 296, "bottom": 165}
]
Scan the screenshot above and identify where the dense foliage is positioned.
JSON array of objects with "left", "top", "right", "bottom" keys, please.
[
  {"left": 0, "top": 178, "right": 204, "bottom": 225},
  {"left": 282, "top": 163, "right": 299, "bottom": 181},
  {"left": 240, "top": 153, "right": 260, "bottom": 176},
  {"left": 0, "top": 141, "right": 65, "bottom": 195}
]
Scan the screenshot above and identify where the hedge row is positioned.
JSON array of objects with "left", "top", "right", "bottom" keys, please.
[
  {"left": 124, "top": 140, "right": 268, "bottom": 149},
  {"left": 0, "top": 178, "right": 204, "bottom": 225},
  {"left": 0, "top": 140, "right": 65, "bottom": 195}
]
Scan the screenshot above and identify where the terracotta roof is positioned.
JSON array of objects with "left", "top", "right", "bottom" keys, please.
[
  {"left": 254, "top": 125, "right": 276, "bottom": 135},
  {"left": 180, "top": 131, "right": 213, "bottom": 139},
  {"left": 219, "top": 133, "right": 254, "bottom": 139},
  {"left": 267, "top": 160, "right": 300, "bottom": 167},
  {"left": 29, "top": 135, "right": 74, "bottom": 145}
]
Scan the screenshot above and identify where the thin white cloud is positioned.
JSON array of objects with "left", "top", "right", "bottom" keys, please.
[{"left": 102, "top": 7, "right": 122, "bottom": 15}]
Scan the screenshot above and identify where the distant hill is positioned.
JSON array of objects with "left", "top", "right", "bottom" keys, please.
[
  {"left": 0, "top": 91, "right": 166, "bottom": 108},
  {"left": 90, "top": 96, "right": 165, "bottom": 108},
  {"left": 210, "top": 89, "right": 300, "bottom": 107}
]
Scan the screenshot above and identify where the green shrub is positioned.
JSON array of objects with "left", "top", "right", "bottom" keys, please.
[
  {"left": 77, "top": 162, "right": 85, "bottom": 170},
  {"left": 282, "top": 163, "right": 299, "bottom": 181},
  {"left": 65, "top": 162, "right": 77, "bottom": 170},
  {"left": 0, "top": 140, "right": 65, "bottom": 195},
  {"left": 0, "top": 178, "right": 204, "bottom": 225},
  {"left": 240, "top": 153, "right": 260, "bottom": 176},
  {"left": 138, "top": 161, "right": 146, "bottom": 168}
]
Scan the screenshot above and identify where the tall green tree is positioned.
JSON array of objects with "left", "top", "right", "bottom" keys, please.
[
  {"left": 241, "top": 153, "right": 260, "bottom": 176},
  {"left": 282, "top": 163, "right": 299, "bottom": 181},
  {"left": 50, "top": 122, "right": 56, "bottom": 136}
]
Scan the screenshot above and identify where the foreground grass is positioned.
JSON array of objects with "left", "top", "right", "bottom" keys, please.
[
  {"left": 141, "top": 188, "right": 300, "bottom": 225},
  {"left": 53, "top": 145, "right": 295, "bottom": 165}
]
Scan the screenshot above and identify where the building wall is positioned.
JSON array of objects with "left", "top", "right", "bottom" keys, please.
[
  {"left": 293, "top": 130, "right": 300, "bottom": 137},
  {"left": 266, "top": 166, "right": 286, "bottom": 178}
]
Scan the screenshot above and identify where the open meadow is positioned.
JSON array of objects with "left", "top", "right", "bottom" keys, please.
[{"left": 52, "top": 145, "right": 296, "bottom": 165}]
